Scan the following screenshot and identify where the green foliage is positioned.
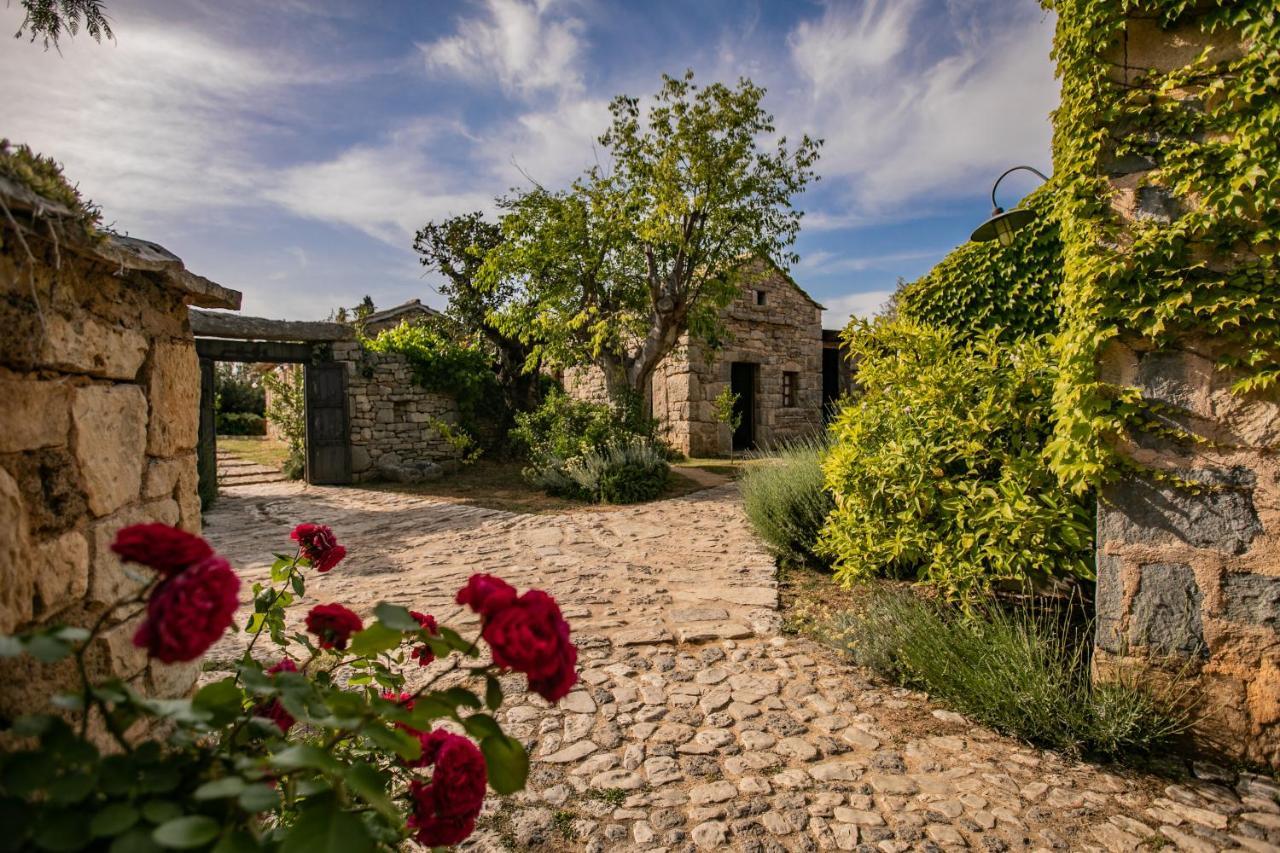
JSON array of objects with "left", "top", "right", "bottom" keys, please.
[
  {"left": 413, "top": 213, "right": 543, "bottom": 415},
  {"left": 365, "top": 321, "right": 503, "bottom": 452},
  {"left": 482, "top": 70, "right": 821, "bottom": 402},
  {"left": 820, "top": 318, "right": 1094, "bottom": 598},
  {"left": 262, "top": 367, "right": 305, "bottom": 481},
  {"left": 214, "top": 364, "right": 265, "bottom": 416},
  {"left": 831, "top": 586, "right": 1190, "bottom": 758},
  {"left": 1045, "top": 2, "right": 1280, "bottom": 492},
  {"left": 514, "top": 389, "right": 667, "bottom": 503},
  {"left": 14, "top": 0, "right": 112, "bottom": 49},
  {"left": 741, "top": 437, "right": 834, "bottom": 567},
  {"left": 0, "top": 139, "right": 102, "bottom": 242},
  {"left": 895, "top": 185, "right": 1063, "bottom": 340},
  {"left": 0, "top": 541, "right": 532, "bottom": 852},
  {"left": 711, "top": 386, "right": 742, "bottom": 458},
  {"left": 216, "top": 411, "right": 265, "bottom": 437}
]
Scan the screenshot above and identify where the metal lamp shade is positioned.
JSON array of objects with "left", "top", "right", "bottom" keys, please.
[{"left": 970, "top": 207, "right": 1036, "bottom": 246}]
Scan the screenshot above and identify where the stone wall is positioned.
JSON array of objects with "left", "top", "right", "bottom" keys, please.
[
  {"left": 1085, "top": 15, "right": 1279, "bottom": 768},
  {"left": 333, "top": 342, "right": 460, "bottom": 483},
  {"left": 652, "top": 261, "right": 824, "bottom": 456},
  {"left": 0, "top": 218, "right": 236, "bottom": 727}
]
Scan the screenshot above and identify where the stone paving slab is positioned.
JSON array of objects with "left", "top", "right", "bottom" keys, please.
[{"left": 203, "top": 479, "right": 1279, "bottom": 852}]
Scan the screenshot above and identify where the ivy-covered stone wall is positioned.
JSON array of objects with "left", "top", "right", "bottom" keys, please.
[{"left": 1051, "top": 2, "right": 1279, "bottom": 768}]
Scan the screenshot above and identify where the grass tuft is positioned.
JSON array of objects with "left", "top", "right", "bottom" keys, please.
[
  {"left": 740, "top": 435, "right": 834, "bottom": 567},
  {"left": 830, "top": 585, "right": 1192, "bottom": 759}
]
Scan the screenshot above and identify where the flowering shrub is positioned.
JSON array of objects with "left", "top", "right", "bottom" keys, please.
[{"left": 0, "top": 522, "right": 575, "bottom": 851}]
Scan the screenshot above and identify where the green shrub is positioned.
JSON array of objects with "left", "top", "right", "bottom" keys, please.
[
  {"left": 215, "top": 411, "right": 265, "bottom": 436},
  {"left": 819, "top": 318, "right": 1094, "bottom": 598},
  {"left": 263, "top": 368, "right": 305, "bottom": 481},
  {"left": 513, "top": 388, "right": 655, "bottom": 465},
  {"left": 831, "top": 586, "right": 1189, "bottom": 758},
  {"left": 528, "top": 439, "right": 669, "bottom": 504},
  {"left": 741, "top": 436, "right": 833, "bottom": 567}
]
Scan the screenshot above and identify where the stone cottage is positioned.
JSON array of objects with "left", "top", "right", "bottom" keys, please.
[
  {"left": 567, "top": 258, "right": 833, "bottom": 456},
  {"left": 361, "top": 298, "right": 441, "bottom": 337},
  {"left": 0, "top": 174, "right": 241, "bottom": 722}
]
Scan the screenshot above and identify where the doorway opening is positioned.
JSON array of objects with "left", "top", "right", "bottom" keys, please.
[{"left": 730, "top": 361, "right": 757, "bottom": 451}]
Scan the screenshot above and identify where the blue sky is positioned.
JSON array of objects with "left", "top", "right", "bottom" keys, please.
[{"left": 3, "top": 0, "right": 1059, "bottom": 326}]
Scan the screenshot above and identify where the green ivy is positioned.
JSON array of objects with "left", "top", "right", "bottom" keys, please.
[
  {"left": 896, "top": 185, "right": 1064, "bottom": 340},
  {"left": 1045, "top": 1, "right": 1280, "bottom": 492}
]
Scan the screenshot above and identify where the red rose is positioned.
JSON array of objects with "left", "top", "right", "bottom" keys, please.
[
  {"left": 455, "top": 574, "right": 516, "bottom": 618},
  {"left": 407, "top": 730, "right": 487, "bottom": 847},
  {"left": 290, "top": 523, "right": 347, "bottom": 573},
  {"left": 256, "top": 658, "right": 298, "bottom": 733},
  {"left": 305, "top": 604, "right": 362, "bottom": 650},
  {"left": 111, "top": 523, "right": 212, "bottom": 576},
  {"left": 132, "top": 556, "right": 240, "bottom": 663},
  {"left": 410, "top": 611, "right": 438, "bottom": 667},
  {"left": 482, "top": 589, "right": 578, "bottom": 702}
]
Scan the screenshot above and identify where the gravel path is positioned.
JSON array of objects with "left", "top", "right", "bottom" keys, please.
[{"left": 203, "top": 479, "right": 1279, "bottom": 852}]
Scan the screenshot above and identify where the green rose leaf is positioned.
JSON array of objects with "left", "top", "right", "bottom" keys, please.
[
  {"left": 373, "top": 602, "right": 419, "bottom": 631},
  {"left": 237, "top": 783, "right": 280, "bottom": 814},
  {"left": 279, "top": 802, "right": 373, "bottom": 853},
  {"left": 90, "top": 803, "right": 141, "bottom": 838},
  {"left": 344, "top": 764, "right": 398, "bottom": 821},
  {"left": 480, "top": 733, "right": 528, "bottom": 795},
  {"left": 347, "top": 623, "right": 403, "bottom": 657},
  {"left": 193, "top": 777, "right": 245, "bottom": 800},
  {"left": 210, "top": 831, "right": 258, "bottom": 853},
  {"left": 192, "top": 678, "right": 243, "bottom": 726},
  {"left": 0, "top": 635, "right": 23, "bottom": 657},
  {"left": 25, "top": 634, "right": 72, "bottom": 663},
  {"left": 461, "top": 713, "right": 502, "bottom": 741},
  {"left": 268, "top": 744, "right": 341, "bottom": 774},
  {"left": 108, "top": 825, "right": 162, "bottom": 853},
  {"left": 152, "top": 816, "right": 220, "bottom": 850},
  {"left": 140, "top": 801, "right": 182, "bottom": 825}
]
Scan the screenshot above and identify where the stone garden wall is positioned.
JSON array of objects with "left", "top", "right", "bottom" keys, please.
[
  {"left": 1084, "top": 15, "right": 1279, "bottom": 768},
  {"left": 332, "top": 342, "right": 460, "bottom": 483},
  {"left": 0, "top": 194, "right": 239, "bottom": 727}
]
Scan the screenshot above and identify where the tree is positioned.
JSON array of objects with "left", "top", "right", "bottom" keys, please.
[
  {"left": 482, "top": 71, "right": 821, "bottom": 406},
  {"left": 413, "top": 212, "right": 543, "bottom": 413},
  {"left": 15, "top": 0, "right": 112, "bottom": 49},
  {"left": 712, "top": 386, "right": 742, "bottom": 460}
]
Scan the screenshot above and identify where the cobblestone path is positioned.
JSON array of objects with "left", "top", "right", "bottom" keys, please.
[{"left": 205, "top": 480, "right": 1279, "bottom": 853}]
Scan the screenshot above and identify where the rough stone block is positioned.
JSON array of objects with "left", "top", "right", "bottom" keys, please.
[
  {"left": 89, "top": 499, "right": 180, "bottom": 605},
  {"left": 1094, "top": 552, "right": 1125, "bottom": 654},
  {"left": 1101, "top": 472, "right": 1261, "bottom": 556},
  {"left": 72, "top": 384, "right": 148, "bottom": 517},
  {"left": 1129, "top": 562, "right": 1206, "bottom": 657},
  {"left": 146, "top": 341, "right": 200, "bottom": 456},
  {"left": 0, "top": 467, "right": 32, "bottom": 633},
  {"left": 1222, "top": 573, "right": 1280, "bottom": 629},
  {"left": 0, "top": 373, "right": 70, "bottom": 452},
  {"left": 33, "top": 529, "right": 90, "bottom": 620},
  {"left": 40, "top": 313, "right": 148, "bottom": 380}
]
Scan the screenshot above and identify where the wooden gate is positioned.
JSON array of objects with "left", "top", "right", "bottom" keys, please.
[{"left": 305, "top": 362, "right": 352, "bottom": 485}]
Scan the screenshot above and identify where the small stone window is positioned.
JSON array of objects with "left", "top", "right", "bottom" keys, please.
[
  {"left": 782, "top": 372, "right": 798, "bottom": 407},
  {"left": 755, "top": 289, "right": 767, "bottom": 306}
]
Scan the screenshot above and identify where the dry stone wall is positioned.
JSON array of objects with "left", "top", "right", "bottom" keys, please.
[
  {"left": 333, "top": 342, "right": 460, "bottom": 483},
  {"left": 0, "top": 236, "right": 212, "bottom": 724}
]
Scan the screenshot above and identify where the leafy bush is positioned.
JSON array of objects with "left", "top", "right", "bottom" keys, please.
[
  {"left": 820, "top": 318, "right": 1094, "bottom": 598},
  {"left": 214, "top": 364, "right": 265, "bottom": 416},
  {"left": 512, "top": 387, "right": 655, "bottom": 466},
  {"left": 263, "top": 367, "right": 305, "bottom": 480},
  {"left": 741, "top": 436, "right": 833, "bottom": 567},
  {"left": 527, "top": 439, "right": 669, "bottom": 504},
  {"left": 216, "top": 411, "right": 266, "bottom": 436},
  {"left": 831, "top": 586, "right": 1189, "bottom": 758},
  {"left": 0, "top": 522, "right": 578, "bottom": 851}
]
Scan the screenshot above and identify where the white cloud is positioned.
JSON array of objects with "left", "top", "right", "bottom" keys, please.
[
  {"left": 797, "top": 247, "right": 947, "bottom": 276},
  {"left": 781, "top": 1, "right": 1057, "bottom": 213},
  {"left": 0, "top": 7, "right": 286, "bottom": 230},
  {"left": 419, "top": 0, "right": 586, "bottom": 99},
  {"left": 263, "top": 120, "right": 497, "bottom": 245},
  {"left": 821, "top": 289, "right": 896, "bottom": 328}
]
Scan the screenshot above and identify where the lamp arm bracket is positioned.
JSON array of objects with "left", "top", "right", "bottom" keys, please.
[{"left": 991, "top": 165, "right": 1050, "bottom": 211}]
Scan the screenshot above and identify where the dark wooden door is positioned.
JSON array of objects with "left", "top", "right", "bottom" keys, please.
[
  {"left": 730, "top": 362, "right": 756, "bottom": 451},
  {"left": 305, "top": 362, "right": 351, "bottom": 485},
  {"left": 197, "top": 357, "right": 218, "bottom": 506}
]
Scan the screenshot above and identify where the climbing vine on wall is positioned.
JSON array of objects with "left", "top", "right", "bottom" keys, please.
[
  {"left": 1045, "top": 0, "right": 1280, "bottom": 492},
  {"left": 896, "top": 186, "right": 1064, "bottom": 341}
]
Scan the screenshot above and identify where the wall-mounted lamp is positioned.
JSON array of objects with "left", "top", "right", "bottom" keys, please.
[{"left": 969, "top": 165, "right": 1050, "bottom": 246}]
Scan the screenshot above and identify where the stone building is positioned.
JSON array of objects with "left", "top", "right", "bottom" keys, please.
[
  {"left": 0, "top": 175, "right": 241, "bottom": 720},
  {"left": 567, "top": 258, "right": 838, "bottom": 457},
  {"left": 361, "top": 298, "right": 441, "bottom": 337}
]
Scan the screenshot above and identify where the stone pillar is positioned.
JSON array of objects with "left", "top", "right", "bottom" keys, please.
[{"left": 1083, "top": 12, "right": 1279, "bottom": 768}]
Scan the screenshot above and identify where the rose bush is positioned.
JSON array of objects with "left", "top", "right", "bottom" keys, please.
[{"left": 0, "top": 522, "right": 574, "bottom": 852}]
